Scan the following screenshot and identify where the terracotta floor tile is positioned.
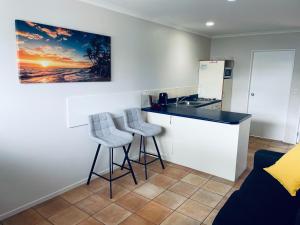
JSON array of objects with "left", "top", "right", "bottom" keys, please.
[
  {"left": 203, "top": 180, "right": 232, "bottom": 196},
  {"left": 148, "top": 174, "right": 177, "bottom": 189},
  {"left": 3, "top": 209, "right": 47, "bottom": 225},
  {"left": 203, "top": 209, "right": 219, "bottom": 225},
  {"left": 49, "top": 206, "right": 89, "bottom": 225},
  {"left": 93, "top": 203, "right": 131, "bottom": 225},
  {"left": 210, "top": 176, "right": 235, "bottom": 186},
  {"left": 119, "top": 214, "right": 155, "bottom": 225},
  {"left": 61, "top": 186, "right": 92, "bottom": 204},
  {"left": 115, "top": 173, "right": 145, "bottom": 191},
  {"left": 86, "top": 179, "right": 108, "bottom": 193},
  {"left": 35, "top": 197, "right": 70, "bottom": 218},
  {"left": 136, "top": 201, "right": 172, "bottom": 224},
  {"left": 147, "top": 159, "right": 170, "bottom": 173},
  {"left": 136, "top": 170, "right": 157, "bottom": 181},
  {"left": 160, "top": 212, "right": 199, "bottom": 225},
  {"left": 76, "top": 194, "right": 111, "bottom": 215},
  {"left": 116, "top": 192, "right": 150, "bottom": 212},
  {"left": 215, "top": 197, "right": 228, "bottom": 210},
  {"left": 154, "top": 190, "right": 187, "bottom": 210},
  {"left": 168, "top": 181, "right": 199, "bottom": 197},
  {"left": 181, "top": 174, "right": 208, "bottom": 187},
  {"left": 190, "top": 189, "right": 223, "bottom": 208},
  {"left": 167, "top": 162, "right": 192, "bottom": 172},
  {"left": 77, "top": 217, "right": 105, "bottom": 225},
  {"left": 190, "top": 170, "right": 212, "bottom": 179},
  {"left": 97, "top": 184, "right": 129, "bottom": 201},
  {"left": 4, "top": 137, "right": 294, "bottom": 225},
  {"left": 161, "top": 167, "right": 189, "bottom": 180},
  {"left": 225, "top": 187, "right": 238, "bottom": 198},
  {"left": 134, "top": 183, "right": 165, "bottom": 199},
  {"left": 130, "top": 163, "right": 145, "bottom": 174},
  {"left": 177, "top": 199, "right": 212, "bottom": 223}
]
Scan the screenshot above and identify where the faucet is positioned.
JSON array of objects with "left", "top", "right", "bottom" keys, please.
[{"left": 176, "top": 96, "right": 189, "bottom": 105}]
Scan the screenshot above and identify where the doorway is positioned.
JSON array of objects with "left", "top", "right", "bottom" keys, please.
[{"left": 248, "top": 50, "right": 295, "bottom": 141}]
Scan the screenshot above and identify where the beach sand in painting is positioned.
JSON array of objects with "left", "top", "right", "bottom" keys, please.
[{"left": 15, "top": 20, "right": 111, "bottom": 83}]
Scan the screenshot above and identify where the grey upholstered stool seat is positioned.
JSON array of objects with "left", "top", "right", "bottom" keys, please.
[
  {"left": 123, "top": 108, "right": 162, "bottom": 137},
  {"left": 87, "top": 112, "right": 137, "bottom": 198},
  {"left": 89, "top": 125, "right": 133, "bottom": 148},
  {"left": 121, "top": 108, "right": 165, "bottom": 179}
]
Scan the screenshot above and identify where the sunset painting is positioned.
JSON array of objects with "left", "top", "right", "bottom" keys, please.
[{"left": 15, "top": 20, "right": 111, "bottom": 83}]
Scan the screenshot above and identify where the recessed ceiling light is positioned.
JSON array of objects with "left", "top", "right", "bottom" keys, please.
[
  {"left": 227, "top": 0, "right": 236, "bottom": 2},
  {"left": 205, "top": 21, "right": 215, "bottom": 27}
]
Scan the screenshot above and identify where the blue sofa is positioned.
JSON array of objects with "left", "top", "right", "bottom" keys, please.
[{"left": 213, "top": 150, "right": 300, "bottom": 225}]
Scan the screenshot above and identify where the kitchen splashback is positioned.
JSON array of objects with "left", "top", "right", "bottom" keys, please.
[{"left": 141, "top": 86, "right": 198, "bottom": 107}]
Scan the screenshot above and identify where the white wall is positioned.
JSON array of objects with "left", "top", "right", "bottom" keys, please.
[
  {"left": 210, "top": 33, "right": 300, "bottom": 144},
  {"left": 0, "top": 0, "right": 210, "bottom": 218}
]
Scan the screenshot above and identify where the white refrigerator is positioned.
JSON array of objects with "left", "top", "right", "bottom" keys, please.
[{"left": 198, "top": 60, "right": 233, "bottom": 111}]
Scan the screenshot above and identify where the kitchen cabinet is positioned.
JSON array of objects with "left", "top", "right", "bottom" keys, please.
[
  {"left": 145, "top": 112, "right": 173, "bottom": 159},
  {"left": 145, "top": 111, "right": 251, "bottom": 181}
]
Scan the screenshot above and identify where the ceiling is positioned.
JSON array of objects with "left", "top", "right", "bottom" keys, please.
[{"left": 80, "top": 0, "right": 300, "bottom": 38}]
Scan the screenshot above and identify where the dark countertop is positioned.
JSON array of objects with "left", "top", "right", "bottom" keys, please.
[{"left": 142, "top": 105, "right": 251, "bottom": 125}]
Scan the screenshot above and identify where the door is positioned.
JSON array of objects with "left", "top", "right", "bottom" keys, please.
[{"left": 248, "top": 50, "right": 295, "bottom": 141}]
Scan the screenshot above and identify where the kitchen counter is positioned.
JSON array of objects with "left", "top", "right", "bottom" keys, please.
[
  {"left": 142, "top": 105, "right": 251, "bottom": 125},
  {"left": 143, "top": 105, "right": 252, "bottom": 181}
]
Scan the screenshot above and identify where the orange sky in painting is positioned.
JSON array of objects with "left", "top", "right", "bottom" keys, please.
[{"left": 17, "top": 47, "right": 91, "bottom": 69}]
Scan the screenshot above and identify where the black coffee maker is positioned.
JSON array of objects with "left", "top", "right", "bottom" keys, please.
[{"left": 158, "top": 92, "right": 168, "bottom": 107}]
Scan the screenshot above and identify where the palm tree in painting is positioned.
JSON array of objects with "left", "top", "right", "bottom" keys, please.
[{"left": 85, "top": 37, "right": 110, "bottom": 78}]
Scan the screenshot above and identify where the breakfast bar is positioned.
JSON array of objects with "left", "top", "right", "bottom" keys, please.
[{"left": 142, "top": 105, "right": 251, "bottom": 181}]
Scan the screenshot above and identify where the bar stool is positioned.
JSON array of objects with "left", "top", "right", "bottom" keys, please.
[
  {"left": 121, "top": 108, "right": 165, "bottom": 179},
  {"left": 87, "top": 112, "right": 137, "bottom": 198}
]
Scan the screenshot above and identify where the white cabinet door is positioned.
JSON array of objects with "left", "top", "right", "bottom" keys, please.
[
  {"left": 248, "top": 50, "right": 295, "bottom": 141},
  {"left": 146, "top": 112, "right": 173, "bottom": 160},
  {"left": 171, "top": 116, "right": 239, "bottom": 180}
]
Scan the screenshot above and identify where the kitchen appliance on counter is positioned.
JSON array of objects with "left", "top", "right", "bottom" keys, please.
[{"left": 158, "top": 92, "right": 168, "bottom": 107}]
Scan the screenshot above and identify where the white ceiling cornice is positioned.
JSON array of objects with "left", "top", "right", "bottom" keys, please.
[
  {"left": 212, "top": 29, "right": 300, "bottom": 39},
  {"left": 79, "top": 0, "right": 211, "bottom": 38}
]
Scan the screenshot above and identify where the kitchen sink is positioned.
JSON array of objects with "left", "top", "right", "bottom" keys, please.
[
  {"left": 178, "top": 101, "right": 201, "bottom": 106},
  {"left": 168, "top": 99, "right": 219, "bottom": 108}
]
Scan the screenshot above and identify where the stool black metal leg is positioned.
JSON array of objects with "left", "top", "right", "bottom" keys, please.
[
  {"left": 120, "top": 134, "right": 134, "bottom": 170},
  {"left": 111, "top": 148, "right": 114, "bottom": 174},
  {"left": 152, "top": 136, "right": 165, "bottom": 169},
  {"left": 123, "top": 146, "right": 137, "bottom": 185},
  {"left": 87, "top": 144, "right": 101, "bottom": 185},
  {"left": 143, "top": 136, "right": 148, "bottom": 179},
  {"left": 109, "top": 147, "right": 113, "bottom": 199},
  {"left": 138, "top": 135, "right": 142, "bottom": 162}
]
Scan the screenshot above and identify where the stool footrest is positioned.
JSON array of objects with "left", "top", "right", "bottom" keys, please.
[
  {"left": 92, "top": 171, "right": 131, "bottom": 182},
  {"left": 131, "top": 157, "right": 158, "bottom": 166},
  {"left": 113, "top": 162, "right": 130, "bottom": 170}
]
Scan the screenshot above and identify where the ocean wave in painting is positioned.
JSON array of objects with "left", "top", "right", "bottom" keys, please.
[{"left": 19, "top": 68, "right": 110, "bottom": 83}]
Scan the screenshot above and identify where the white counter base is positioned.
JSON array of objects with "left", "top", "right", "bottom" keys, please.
[{"left": 145, "top": 112, "right": 251, "bottom": 181}]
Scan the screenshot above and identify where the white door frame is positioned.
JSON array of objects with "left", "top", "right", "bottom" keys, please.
[{"left": 247, "top": 49, "right": 296, "bottom": 142}]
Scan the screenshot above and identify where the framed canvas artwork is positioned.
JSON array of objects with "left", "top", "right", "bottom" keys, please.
[{"left": 15, "top": 20, "right": 111, "bottom": 83}]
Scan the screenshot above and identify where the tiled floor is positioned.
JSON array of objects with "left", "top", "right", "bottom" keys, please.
[{"left": 2, "top": 137, "right": 294, "bottom": 225}]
